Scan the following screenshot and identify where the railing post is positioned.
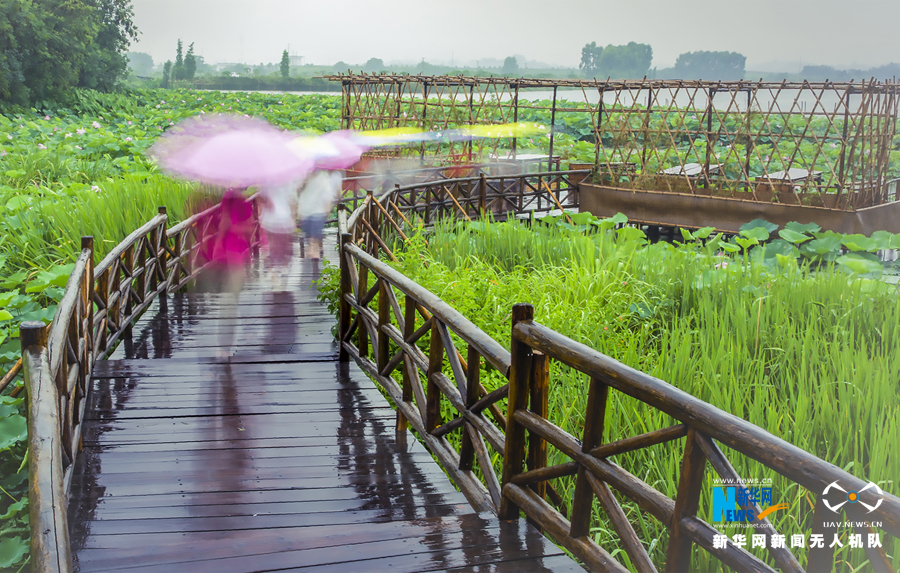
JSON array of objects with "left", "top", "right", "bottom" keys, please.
[
  {"left": 357, "top": 254, "right": 369, "bottom": 360},
  {"left": 365, "top": 190, "right": 376, "bottom": 257},
  {"left": 338, "top": 232, "right": 351, "bottom": 362},
  {"left": 458, "top": 344, "right": 481, "bottom": 471},
  {"left": 250, "top": 198, "right": 261, "bottom": 259},
  {"left": 569, "top": 375, "right": 609, "bottom": 538},
  {"left": 499, "top": 303, "right": 533, "bottom": 520},
  {"left": 527, "top": 351, "right": 549, "bottom": 500},
  {"left": 135, "top": 223, "right": 148, "bottom": 302},
  {"left": 397, "top": 294, "right": 415, "bottom": 432},
  {"left": 155, "top": 206, "right": 168, "bottom": 294},
  {"left": 122, "top": 243, "right": 135, "bottom": 340},
  {"left": 376, "top": 278, "right": 389, "bottom": 373},
  {"left": 665, "top": 427, "right": 708, "bottom": 572},
  {"left": 81, "top": 236, "right": 94, "bottom": 381},
  {"left": 425, "top": 319, "right": 442, "bottom": 432},
  {"left": 479, "top": 173, "right": 487, "bottom": 216}
]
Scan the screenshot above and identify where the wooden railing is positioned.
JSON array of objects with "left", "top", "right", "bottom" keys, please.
[
  {"left": 14, "top": 196, "right": 262, "bottom": 573},
  {"left": 505, "top": 307, "right": 900, "bottom": 573},
  {"left": 385, "top": 170, "right": 586, "bottom": 225},
  {"left": 338, "top": 170, "right": 900, "bottom": 572}
]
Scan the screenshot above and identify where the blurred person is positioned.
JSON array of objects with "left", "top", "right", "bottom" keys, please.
[
  {"left": 298, "top": 170, "right": 342, "bottom": 259},
  {"left": 210, "top": 188, "right": 254, "bottom": 359},
  {"left": 259, "top": 181, "right": 300, "bottom": 290}
]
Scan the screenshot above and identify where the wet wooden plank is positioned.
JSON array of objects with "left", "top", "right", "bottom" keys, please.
[{"left": 73, "top": 513, "right": 575, "bottom": 573}]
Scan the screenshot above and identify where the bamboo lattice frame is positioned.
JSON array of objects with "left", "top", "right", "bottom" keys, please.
[{"left": 327, "top": 74, "right": 900, "bottom": 210}]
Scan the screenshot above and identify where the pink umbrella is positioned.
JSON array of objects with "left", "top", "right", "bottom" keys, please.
[
  {"left": 311, "top": 130, "right": 365, "bottom": 170},
  {"left": 149, "top": 115, "right": 314, "bottom": 188}
]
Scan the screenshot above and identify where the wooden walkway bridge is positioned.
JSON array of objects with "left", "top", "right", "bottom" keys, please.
[
  {"left": 6, "top": 169, "right": 900, "bottom": 573},
  {"left": 66, "top": 234, "right": 579, "bottom": 572}
]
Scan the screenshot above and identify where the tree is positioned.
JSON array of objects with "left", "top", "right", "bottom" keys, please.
[
  {"left": 502, "top": 56, "right": 519, "bottom": 75},
  {"left": 673, "top": 50, "right": 745, "bottom": 80},
  {"left": 596, "top": 42, "right": 653, "bottom": 78},
  {"left": 183, "top": 42, "right": 196, "bottom": 80},
  {"left": 580, "top": 42, "right": 603, "bottom": 77},
  {"left": 162, "top": 60, "right": 172, "bottom": 88},
  {"left": 125, "top": 51, "right": 153, "bottom": 76},
  {"left": 78, "top": 0, "right": 139, "bottom": 91},
  {"left": 0, "top": 0, "right": 138, "bottom": 104},
  {"left": 362, "top": 57, "right": 384, "bottom": 72},
  {"left": 280, "top": 49, "right": 290, "bottom": 78},
  {"left": 0, "top": 0, "right": 99, "bottom": 103},
  {"left": 173, "top": 39, "right": 184, "bottom": 81}
]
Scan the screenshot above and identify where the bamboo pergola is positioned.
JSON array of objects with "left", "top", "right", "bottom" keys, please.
[{"left": 326, "top": 74, "right": 900, "bottom": 210}]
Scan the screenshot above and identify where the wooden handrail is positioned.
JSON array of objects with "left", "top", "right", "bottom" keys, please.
[
  {"left": 21, "top": 321, "right": 72, "bottom": 573},
  {"left": 511, "top": 319, "right": 900, "bottom": 536},
  {"left": 345, "top": 243, "right": 510, "bottom": 375},
  {"left": 95, "top": 214, "right": 166, "bottom": 276}
]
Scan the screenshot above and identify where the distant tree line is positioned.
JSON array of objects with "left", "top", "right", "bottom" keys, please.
[
  {"left": 0, "top": 0, "right": 138, "bottom": 104},
  {"left": 800, "top": 63, "right": 900, "bottom": 81},
  {"left": 189, "top": 76, "right": 340, "bottom": 92},
  {"left": 673, "top": 51, "right": 745, "bottom": 80},
  {"left": 580, "top": 42, "right": 654, "bottom": 79}
]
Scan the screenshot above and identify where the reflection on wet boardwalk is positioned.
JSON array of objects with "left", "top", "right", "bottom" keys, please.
[{"left": 67, "top": 234, "right": 581, "bottom": 572}]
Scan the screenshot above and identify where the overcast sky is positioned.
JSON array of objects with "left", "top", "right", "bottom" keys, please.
[{"left": 131, "top": 0, "right": 900, "bottom": 71}]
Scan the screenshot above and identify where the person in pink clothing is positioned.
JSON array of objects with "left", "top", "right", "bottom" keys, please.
[{"left": 210, "top": 188, "right": 254, "bottom": 359}]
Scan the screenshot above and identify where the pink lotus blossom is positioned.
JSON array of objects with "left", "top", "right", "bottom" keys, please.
[
  {"left": 124, "top": 137, "right": 132, "bottom": 142},
  {"left": 91, "top": 121, "right": 101, "bottom": 128},
  {"left": 77, "top": 128, "right": 86, "bottom": 135},
  {"left": 127, "top": 121, "right": 133, "bottom": 125},
  {"left": 91, "top": 185, "right": 101, "bottom": 193},
  {"left": 75, "top": 145, "right": 82, "bottom": 150},
  {"left": 37, "top": 143, "right": 46, "bottom": 149},
  {"left": 155, "top": 105, "right": 160, "bottom": 108},
  {"left": 64, "top": 133, "right": 72, "bottom": 138},
  {"left": 200, "top": 110, "right": 206, "bottom": 115},
  {"left": 0, "top": 150, "right": 6, "bottom": 157},
  {"left": 44, "top": 115, "right": 50, "bottom": 120}
]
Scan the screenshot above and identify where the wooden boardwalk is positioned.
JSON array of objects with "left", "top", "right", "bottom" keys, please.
[{"left": 67, "top": 233, "right": 581, "bottom": 572}]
